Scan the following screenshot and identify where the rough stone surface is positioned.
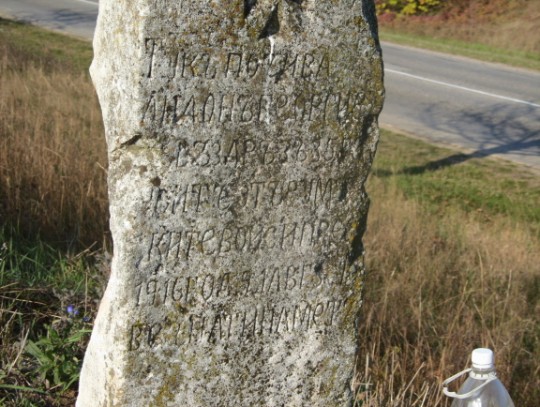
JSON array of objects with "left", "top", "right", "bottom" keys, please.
[{"left": 77, "top": 1, "right": 384, "bottom": 406}]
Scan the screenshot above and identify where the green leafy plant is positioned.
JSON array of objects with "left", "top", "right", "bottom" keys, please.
[{"left": 24, "top": 311, "right": 91, "bottom": 393}]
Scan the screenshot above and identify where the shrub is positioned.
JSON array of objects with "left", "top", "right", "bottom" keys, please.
[{"left": 376, "top": 0, "right": 442, "bottom": 15}]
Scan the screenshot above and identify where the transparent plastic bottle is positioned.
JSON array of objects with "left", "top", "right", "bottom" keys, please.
[{"left": 442, "top": 348, "right": 514, "bottom": 407}]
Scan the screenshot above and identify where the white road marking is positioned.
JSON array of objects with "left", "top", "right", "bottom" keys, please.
[
  {"left": 386, "top": 68, "right": 540, "bottom": 108},
  {"left": 74, "top": 0, "right": 98, "bottom": 6}
]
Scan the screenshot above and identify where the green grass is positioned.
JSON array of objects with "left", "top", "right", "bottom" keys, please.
[
  {"left": 0, "top": 228, "right": 100, "bottom": 291},
  {"left": 0, "top": 17, "right": 92, "bottom": 73},
  {"left": 380, "top": 29, "right": 540, "bottom": 71},
  {"left": 0, "top": 226, "right": 105, "bottom": 406},
  {"left": 372, "top": 130, "right": 540, "bottom": 237}
]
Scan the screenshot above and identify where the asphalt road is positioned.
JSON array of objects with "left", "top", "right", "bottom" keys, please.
[
  {"left": 1, "top": 0, "right": 539, "bottom": 171},
  {"left": 0, "top": 0, "right": 98, "bottom": 40},
  {"left": 382, "top": 42, "right": 540, "bottom": 171}
]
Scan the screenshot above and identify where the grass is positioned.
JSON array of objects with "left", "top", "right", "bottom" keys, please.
[
  {"left": 377, "top": 0, "right": 540, "bottom": 71},
  {"left": 0, "top": 16, "right": 539, "bottom": 407},
  {"left": 0, "top": 18, "right": 93, "bottom": 73},
  {"left": 356, "top": 131, "right": 540, "bottom": 405},
  {"left": 0, "top": 18, "right": 108, "bottom": 406},
  {"left": 379, "top": 29, "right": 540, "bottom": 71},
  {"left": 371, "top": 132, "right": 540, "bottom": 238},
  {"left": 0, "top": 17, "right": 108, "bottom": 249},
  {"left": 0, "top": 227, "right": 107, "bottom": 406}
]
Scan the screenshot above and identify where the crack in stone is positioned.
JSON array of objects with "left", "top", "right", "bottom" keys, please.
[
  {"left": 258, "top": 5, "right": 280, "bottom": 39},
  {"left": 244, "top": 0, "right": 305, "bottom": 39}
]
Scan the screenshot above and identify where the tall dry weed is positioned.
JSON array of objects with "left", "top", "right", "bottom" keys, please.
[
  {"left": 356, "top": 178, "right": 540, "bottom": 406},
  {"left": 0, "top": 44, "right": 107, "bottom": 248}
]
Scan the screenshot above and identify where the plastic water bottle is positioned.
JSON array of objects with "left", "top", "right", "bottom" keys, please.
[{"left": 442, "top": 348, "right": 514, "bottom": 406}]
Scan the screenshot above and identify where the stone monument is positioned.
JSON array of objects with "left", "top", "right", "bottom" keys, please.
[{"left": 78, "top": 0, "right": 384, "bottom": 405}]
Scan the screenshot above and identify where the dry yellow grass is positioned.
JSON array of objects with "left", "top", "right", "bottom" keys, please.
[
  {"left": 445, "top": 0, "right": 540, "bottom": 55},
  {"left": 355, "top": 177, "right": 540, "bottom": 405},
  {"left": 0, "top": 39, "right": 108, "bottom": 248}
]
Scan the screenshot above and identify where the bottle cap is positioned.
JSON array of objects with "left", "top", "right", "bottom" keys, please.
[{"left": 471, "top": 348, "right": 494, "bottom": 369}]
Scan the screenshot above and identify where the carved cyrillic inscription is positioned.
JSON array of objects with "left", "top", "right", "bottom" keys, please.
[
  {"left": 147, "top": 176, "right": 348, "bottom": 215},
  {"left": 143, "top": 89, "right": 367, "bottom": 126},
  {"left": 79, "top": 1, "right": 382, "bottom": 405},
  {"left": 128, "top": 298, "right": 349, "bottom": 350},
  {"left": 134, "top": 259, "right": 358, "bottom": 308},
  {"left": 143, "top": 218, "right": 348, "bottom": 263},
  {"left": 144, "top": 42, "right": 331, "bottom": 81},
  {"left": 159, "top": 134, "right": 354, "bottom": 168}
]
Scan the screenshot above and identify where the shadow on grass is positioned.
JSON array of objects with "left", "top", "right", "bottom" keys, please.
[{"left": 376, "top": 102, "right": 540, "bottom": 176}]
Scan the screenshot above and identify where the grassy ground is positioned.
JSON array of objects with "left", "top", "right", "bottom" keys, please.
[
  {"left": 358, "top": 131, "right": 540, "bottom": 405},
  {"left": 378, "top": 0, "right": 540, "bottom": 71},
  {"left": 0, "top": 18, "right": 107, "bottom": 249},
  {"left": 0, "top": 18, "right": 106, "bottom": 406},
  {"left": 379, "top": 29, "right": 540, "bottom": 71},
  {"left": 0, "top": 17, "right": 539, "bottom": 406}
]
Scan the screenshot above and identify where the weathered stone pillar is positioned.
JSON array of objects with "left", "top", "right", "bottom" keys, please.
[{"left": 78, "top": 1, "right": 384, "bottom": 405}]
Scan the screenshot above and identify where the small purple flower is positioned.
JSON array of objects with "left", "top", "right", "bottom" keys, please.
[
  {"left": 82, "top": 316, "right": 91, "bottom": 323},
  {"left": 67, "top": 305, "right": 79, "bottom": 316}
]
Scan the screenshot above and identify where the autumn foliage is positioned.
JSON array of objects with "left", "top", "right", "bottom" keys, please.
[
  {"left": 376, "top": 0, "right": 540, "bottom": 56},
  {"left": 376, "top": 0, "right": 442, "bottom": 15}
]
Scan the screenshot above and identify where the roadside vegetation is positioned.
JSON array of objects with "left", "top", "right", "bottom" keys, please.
[
  {"left": 1, "top": 17, "right": 539, "bottom": 406},
  {"left": 376, "top": 0, "right": 540, "bottom": 70}
]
